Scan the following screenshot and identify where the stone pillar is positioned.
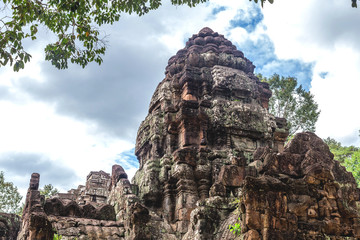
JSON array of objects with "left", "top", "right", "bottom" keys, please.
[
  {"left": 195, "top": 151, "right": 211, "bottom": 200},
  {"left": 109, "top": 165, "right": 127, "bottom": 191},
  {"left": 179, "top": 119, "right": 200, "bottom": 147},
  {"left": 163, "top": 182, "right": 176, "bottom": 222},
  {"left": 172, "top": 163, "right": 198, "bottom": 234},
  {"left": 274, "top": 117, "right": 289, "bottom": 153},
  {"left": 17, "top": 173, "right": 53, "bottom": 240},
  {"left": 29, "top": 173, "right": 40, "bottom": 190}
]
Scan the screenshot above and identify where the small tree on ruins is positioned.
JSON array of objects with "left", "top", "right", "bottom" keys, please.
[
  {"left": 258, "top": 73, "right": 320, "bottom": 138},
  {"left": 40, "top": 184, "right": 59, "bottom": 199}
]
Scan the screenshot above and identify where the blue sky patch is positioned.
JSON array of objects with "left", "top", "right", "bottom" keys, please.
[
  {"left": 230, "top": 6, "right": 264, "bottom": 33},
  {"left": 238, "top": 35, "right": 276, "bottom": 67},
  {"left": 257, "top": 60, "right": 314, "bottom": 90},
  {"left": 319, "top": 72, "right": 329, "bottom": 79},
  {"left": 115, "top": 148, "right": 139, "bottom": 171},
  {"left": 224, "top": 4, "right": 314, "bottom": 89},
  {"left": 234, "top": 34, "right": 314, "bottom": 90},
  {"left": 212, "top": 6, "right": 227, "bottom": 15}
]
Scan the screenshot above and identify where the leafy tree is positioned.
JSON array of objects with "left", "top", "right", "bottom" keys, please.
[
  {"left": 40, "top": 184, "right": 59, "bottom": 199},
  {"left": 0, "top": 0, "right": 207, "bottom": 71},
  {"left": 325, "top": 137, "right": 360, "bottom": 186},
  {"left": 0, "top": 171, "right": 22, "bottom": 214},
  {"left": 343, "top": 150, "right": 360, "bottom": 186},
  {"left": 258, "top": 74, "right": 320, "bottom": 137}
]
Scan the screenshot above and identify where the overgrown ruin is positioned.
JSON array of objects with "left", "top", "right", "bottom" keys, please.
[{"left": 12, "top": 27, "right": 360, "bottom": 240}]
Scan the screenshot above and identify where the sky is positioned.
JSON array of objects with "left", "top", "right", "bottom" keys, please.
[{"left": 0, "top": 0, "right": 359, "bottom": 199}]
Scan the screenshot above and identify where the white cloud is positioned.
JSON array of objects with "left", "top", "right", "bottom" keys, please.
[
  {"left": 262, "top": 0, "right": 360, "bottom": 146},
  {"left": 0, "top": 99, "right": 133, "bottom": 196},
  {"left": 311, "top": 45, "right": 360, "bottom": 145}
]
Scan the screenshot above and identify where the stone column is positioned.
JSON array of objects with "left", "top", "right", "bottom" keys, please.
[
  {"left": 17, "top": 173, "right": 53, "bottom": 240},
  {"left": 172, "top": 162, "right": 198, "bottom": 234}
]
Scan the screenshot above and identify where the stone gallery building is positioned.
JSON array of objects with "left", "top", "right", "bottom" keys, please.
[
  {"left": 52, "top": 170, "right": 111, "bottom": 205},
  {"left": 81, "top": 170, "right": 111, "bottom": 204},
  {"left": 6, "top": 28, "right": 360, "bottom": 240}
]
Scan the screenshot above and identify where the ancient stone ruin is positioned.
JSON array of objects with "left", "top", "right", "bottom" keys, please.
[
  {"left": 17, "top": 173, "right": 122, "bottom": 240},
  {"left": 54, "top": 170, "right": 111, "bottom": 205},
  {"left": 15, "top": 27, "right": 360, "bottom": 240}
]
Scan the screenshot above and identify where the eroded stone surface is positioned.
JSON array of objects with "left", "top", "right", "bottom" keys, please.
[
  {"left": 236, "top": 132, "right": 360, "bottom": 239},
  {"left": 48, "top": 216, "right": 125, "bottom": 240}
]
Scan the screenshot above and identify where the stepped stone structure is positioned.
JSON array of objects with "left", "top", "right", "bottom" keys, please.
[{"left": 14, "top": 27, "right": 360, "bottom": 240}]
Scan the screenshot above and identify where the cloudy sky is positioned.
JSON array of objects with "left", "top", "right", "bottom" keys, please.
[{"left": 0, "top": 0, "right": 359, "bottom": 199}]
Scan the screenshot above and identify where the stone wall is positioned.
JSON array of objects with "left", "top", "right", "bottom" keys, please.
[{"left": 230, "top": 132, "right": 360, "bottom": 239}]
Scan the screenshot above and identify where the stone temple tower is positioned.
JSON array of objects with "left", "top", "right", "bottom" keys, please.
[{"left": 133, "top": 27, "right": 288, "bottom": 235}]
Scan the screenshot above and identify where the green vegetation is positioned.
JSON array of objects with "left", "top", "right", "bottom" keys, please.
[
  {"left": 228, "top": 197, "right": 242, "bottom": 237},
  {"left": 40, "top": 184, "right": 59, "bottom": 199},
  {"left": 324, "top": 138, "right": 359, "bottom": 163},
  {"left": 325, "top": 137, "right": 360, "bottom": 186},
  {"left": 0, "top": 0, "right": 207, "bottom": 71},
  {"left": 229, "top": 217, "right": 242, "bottom": 236},
  {"left": 0, "top": 171, "right": 22, "bottom": 214},
  {"left": 258, "top": 74, "right": 320, "bottom": 138},
  {"left": 53, "top": 233, "right": 63, "bottom": 240},
  {"left": 53, "top": 233, "right": 78, "bottom": 240}
]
